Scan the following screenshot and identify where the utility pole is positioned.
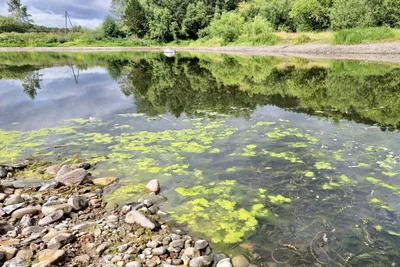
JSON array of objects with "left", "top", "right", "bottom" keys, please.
[{"left": 64, "top": 11, "right": 74, "bottom": 34}]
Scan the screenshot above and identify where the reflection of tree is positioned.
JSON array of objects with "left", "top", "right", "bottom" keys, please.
[
  {"left": 22, "top": 71, "right": 43, "bottom": 100},
  {"left": 120, "top": 55, "right": 400, "bottom": 130}
]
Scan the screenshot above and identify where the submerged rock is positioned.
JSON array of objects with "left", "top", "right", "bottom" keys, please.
[
  {"left": 92, "top": 177, "right": 117, "bottom": 186},
  {"left": 125, "top": 210, "right": 155, "bottom": 229}
]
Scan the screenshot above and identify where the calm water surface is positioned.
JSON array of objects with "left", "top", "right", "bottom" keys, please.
[{"left": 1, "top": 52, "right": 400, "bottom": 266}]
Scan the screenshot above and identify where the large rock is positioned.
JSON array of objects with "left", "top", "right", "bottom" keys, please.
[
  {"left": 67, "top": 195, "right": 88, "bottom": 211},
  {"left": 39, "top": 181, "right": 59, "bottom": 192},
  {"left": 3, "top": 256, "right": 30, "bottom": 267},
  {"left": 11, "top": 206, "right": 40, "bottom": 219},
  {"left": 125, "top": 210, "right": 155, "bottom": 229},
  {"left": 45, "top": 165, "right": 61, "bottom": 175},
  {"left": 0, "top": 166, "right": 7, "bottom": 178},
  {"left": 42, "top": 202, "right": 71, "bottom": 216},
  {"left": 32, "top": 249, "right": 65, "bottom": 267},
  {"left": 38, "top": 210, "right": 64, "bottom": 226},
  {"left": 4, "top": 195, "right": 24, "bottom": 206},
  {"left": 189, "top": 256, "right": 212, "bottom": 267},
  {"left": 92, "top": 177, "right": 117, "bottom": 186},
  {"left": 194, "top": 240, "right": 209, "bottom": 250},
  {"left": 217, "top": 258, "right": 233, "bottom": 267},
  {"left": 55, "top": 165, "right": 72, "bottom": 178},
  {"left": 145, "top": 179, "right": 160, "bottom": 194},
  {"left": 12, "top": 180, "right": 48, "bottom": 189},
  {"left": 231, "top": 255, "right": 250, "bottom": 267},
  {"left": 55, "top": 168, "right": 90, "bottom": 186},
  {"left": 181, "top": 247, "right": 200, "bottom": 266},
  {"left": 0, "top": 246, "right": 17, "bottom": 260}
]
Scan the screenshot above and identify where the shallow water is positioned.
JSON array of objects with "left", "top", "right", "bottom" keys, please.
[{"left": 1, "top": 52, "right": 400, "bottom": 266}]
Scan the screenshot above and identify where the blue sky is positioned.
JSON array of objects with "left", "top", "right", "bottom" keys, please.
[{"left": 0, "top": 0, "right": 111, "bottom": 28}]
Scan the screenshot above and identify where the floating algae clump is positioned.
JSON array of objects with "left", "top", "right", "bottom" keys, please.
[
  {"left": 172, "top": 180, "right": 270, "bottom": 244},
  {"left": 315, "top": 161, "right": 333, "bottom": 170},
  {"left": 268, "top": 195, "right": 292, "bottom": 204}
]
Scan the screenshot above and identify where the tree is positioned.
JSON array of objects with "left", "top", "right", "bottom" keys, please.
[
  {"left": 0, "top": 16, "right": 27, "bottom": 33},
  {"left": 330, "top": 0, "right": 374, "bottom": 29},
  {"left": 200, "top": 12, "right": 244, "bottom": 43},
  {"left": 102, "top": 15, "right": 125, "bottom": 38},
  {"left": 111, "top": 0, "right": 127, "bottom": 18},
  {"left": 7, "top": 0, "right": 33, "bottom": 23},
  {"left": 22, "top": 71, "right": 42, "bottom": 100},
  {"left": 124, "top": 0, "right": 148, "bottom": 38},
  {"left": 181, "top": 2, "right": 209, "bottom": 39},
  {"left": 289, "top": 0, "right": 330, "bottom": 31}
]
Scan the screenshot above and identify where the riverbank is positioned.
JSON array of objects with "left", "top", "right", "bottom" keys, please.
[
  {"left": 0, "top": 162, "right": 251, "bottom": 267},
  {"left": 1, "top": 43, "right": 400, "bottom": 63}
]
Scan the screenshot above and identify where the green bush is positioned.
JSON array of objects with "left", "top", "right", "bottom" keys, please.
[
  {"left": 200, "top": 12, "right": 245, "bottom": 44},
  {"left": 292, "top": 34, "right": 312, "bottom": 44},
  {"left": 258, "top": 0, "right": 295, "bottom": 32},
  {"left": 0, "top": 16, "right": 29, "bottom": 33},
  {"left": 290, "top": 0, "right": 330, "bottom": 31},
  {"left": 237, "top": 16, "right": 280, "bottom": 45},
  {"left": 330, "top": 0, "right": 374, "bottom": 30},
  {"left": 333, "top": 27, "right": 399, "bottom": 44}
]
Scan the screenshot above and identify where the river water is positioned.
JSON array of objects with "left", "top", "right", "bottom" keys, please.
[{"left": 0, "top": 52, "right": 400, "bottom": 266}]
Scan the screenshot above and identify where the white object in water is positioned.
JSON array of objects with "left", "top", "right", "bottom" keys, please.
[{"left": 163, "top": 48, "right": 177, "bottom": 57}]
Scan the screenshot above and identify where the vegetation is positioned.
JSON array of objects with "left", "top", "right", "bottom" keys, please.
[{"left": 0, "top": 0, "right": 400, "bottom": 46}]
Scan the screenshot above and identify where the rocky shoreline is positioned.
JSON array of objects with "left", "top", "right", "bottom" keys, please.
[{"left": 0, "top": 162, "right": 254, "bottom": 267}]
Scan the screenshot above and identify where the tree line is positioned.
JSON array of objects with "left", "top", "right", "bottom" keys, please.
[{"left": 111, "top": 0, "right": 400, "bottom": 42}]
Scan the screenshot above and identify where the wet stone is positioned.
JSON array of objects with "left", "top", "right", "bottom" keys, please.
[
  {"left": 78, "top": 162, "right": 91, "bottom": 170},
  {"left": 11, "top": 164, "right": 27, "bottom": 170},
  {"left": 38, "top": 210, "right": 64, "bottom": 226},
  {"left": 125, "top": 210, "right": 156, "bottom": 229}
]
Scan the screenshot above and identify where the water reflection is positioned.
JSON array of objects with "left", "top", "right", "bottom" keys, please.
[{"left": 1, "top": 52, "right": 400, "bottom": 131}]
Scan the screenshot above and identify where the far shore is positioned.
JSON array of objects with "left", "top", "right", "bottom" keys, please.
[{"left": 1, "top": 43, "right": 400, "bottom": 63}]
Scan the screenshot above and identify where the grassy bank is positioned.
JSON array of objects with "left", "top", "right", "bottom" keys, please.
[{"left": 1, "top": 27, "right": 400, "bottom": 48}]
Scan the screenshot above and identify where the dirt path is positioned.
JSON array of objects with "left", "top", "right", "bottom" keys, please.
[{"left": 1, "top": 43, "right": 400, "bottom": 62}]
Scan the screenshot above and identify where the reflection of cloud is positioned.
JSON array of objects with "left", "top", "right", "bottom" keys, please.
[
  {"left": 0, "top": 66, "right": 135, "bottom": 130},
  {"left": 0, "top": 0, "right": 110, "bottom": 29}
]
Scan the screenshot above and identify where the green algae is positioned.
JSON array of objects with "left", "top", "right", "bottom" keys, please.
[
  {"left": 383, "top": 171, "right": 396, "bottom": 177},
  {"left": 268, "top": 195, "right": 292, "bottom": 204},
  {"left": 105, "top": 183, "right": 147, "bottom": 203},
  {"left": 315, "top": 161, "right": 333, "bottom": 170},
  {"left": 370, "top": 198, "right": 381, "bottom": 204}
]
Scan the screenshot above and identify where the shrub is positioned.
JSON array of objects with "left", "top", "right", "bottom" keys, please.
[
  {"left": 237, "top": 16, "right": 280, "bottom": 45},
  {"left": 200, "top": 12, "right": 245, "bottom": 44},
  {"left": 333, "top": 27, "right": 398, "bottom": 44},
  {"left": 292, "top": 34, "right": 312, "bottom": 44},
  {"left": 289, "top": 0, "right": 329, "bottom": 31},
  {"left": 0, "top": 16, "right": 29, "bottom": 33},
  {"left": 330, "top": 0, "right": 374, "bottom": 30}
]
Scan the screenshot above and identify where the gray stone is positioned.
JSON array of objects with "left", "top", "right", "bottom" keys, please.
[
  {"left": 3, "top": 203, "right": 25, "bottom": 214},
  {"left": 213, "top": 253, "right": 229, "bottom": 265},
  {"left": 96, "top": 242, "right": 111, "bottom": 255},
  {"left": 1, "top": 180, "right": 14, "bottom": 188},
  {"left": 170, "top": 239, "right": 184, "bottom": 248},
  {"left": 217, "top": 258, "right": 233, "bottom": 267},
  {"left": 38, "top": 210, "right": 64, "bottom": 226},
  {"left": 117, "top": 244, "right": 128, "bottom": 253},
  {"left": 11, "top": 206, "right": 40, "bottom": 219},
  {"left": 146, "top": 194, "right": 167, "bottom": 206},
  {"left": 189, "top": 256, "right": 212, "bottom": 267},
  {"left": 39, "top": 181, "right": 59, "bottom": 191},
  {"left": 2, "top": 257, "right": 29, "bottom": 267},
  {"left": 21, "top": 226, "right": 44, "bottom": 236},
  {"left": 125, "top": 262, "right": 142, "bottom": 267},
  {"left": 78, "top": 162, "right": 91, "bottom": 170},
  {"left": 106, "top": 215, "right": 119, "bottom": 223},
  {"left": 11, "top": 164, "right": 27, "bottom": 170},
  {"left": 125, "top": 210, "right": 155, "bottom": 229},
  {"left": 0, "top": 193, "right": 7, "bottom": 201},
  {"left": 0, "top": 166, "right": 7, "bottom": 178},
  {"left": 172, "top": 259, "right": 183, "bottom": 265},
  {"left": 152, "top": 246, "right": 166, "bottom": 256},
  {"left": 12, "top": 180, "right": 48, "bottom": 189},
  {"left": 55, "top": 165, "right": 72, "bottom": 178},
  {"left": 55, "top": 168, "right": 90, "bottom": 186},
  {"left": 47, "top": 233, "right": 75, "bottom": 250},
  {"left": 231, "top": 255, "right": 250, "bottom": 267},
  {"left": 73, "top": 254, "right": 90, "bottom": 265},
  {"left": 68, "top": 195, "right": 88, "bottom": 211},
  {"left": 45, "top": 165, "right": 61, "bottom": 175},
  {"left": 42, "top": 202, "right": 72, "bottom": 216},
  {"left": 4, "top": 195, "right": 24, "bottom": 206},
  {"left": 145, "top": 179, "right": 160, "bottom": 193},
  {"left": 195, "top": 240, "right": 209, "bottom": 250}
]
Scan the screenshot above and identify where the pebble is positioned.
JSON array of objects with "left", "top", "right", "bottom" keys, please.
[
  {"left": 47, "top": 233, "right": 75, "bottom": 249},
  {"left": 145, "top": 179, "right": 160, "bottom": 193},
  {"left": 125, "top": 262, "right": 142, "bottom": 267},
  {"left": 231, "top": 255, "right": 250, "bottom": 267},
  {"left": 152, "top": 246, "right": 167, "bottom": 255},
  {"left": 3, "top": 203, "right": 25, "bottom": 214},
  {"left": 194, "top": 240, "right": 208, "bottom": 250},
  {"left": 4, "top": 195, "right": 24, "bottom": 206},
  {"left": 96, "top": 242, "right": 111, "bottom": 255},
  {"left": 0, "top": 246, "right": 17, "bottom": 260},
  {"left": 181, "top": 247, "right": 200, "bottom": 266},
  {"left": 78, "top": 162, "right": 91, "bottom": 170},
  {"left": 39, "top": 181, "right": 59, "bottom": 191},
  {"left": 170, "top": 239, "right": 184, "bottom": 248},
  {"left": 22, "top": 226, "right": 45, "bottom": 236},
  {"left": 73, "top": 254, "right": 90, "bottom": 265},
  {"left": 38, "top": 210, "right": 64, "bottom": 226},
  {"left": 217, "top": 258, "right": 233, "bottom": 267},
  {"left": 42, "top": 203, "right": 71, "bottom": 216},
  {"left": 45, "top": 165, "right": 61, "bottom": 175},
  {"left": 67, "top": 195, "right": 88, "bottom": 211},
  {"left": 11, "top": 206, "right": 40, "bottom": 219},
  {"left": 33, "top": 249, "right": 65, "bottom": 267},
  {"left": 0, "top": 193, "right": 7, "bottom": 201},
  {"left": 12, "top": 163, "right": 27, "bottom": 170},
  {"left": 189, "top": 256, "right": 212, "bottom": 267},
  {"left": 125, "top": 210, "right": 156, "bottom": 229},
  {"left": 117, "top": 244, "right": 128, "bottom": 253},
  {"left": 0, "top": 166, "right": 7, "bottom": 178},
  {"left": 2, "top": 257, "right": 29, "bottom": 267},
  {"left": 55, "top": 168, "right": 90, "bottom": 186}
]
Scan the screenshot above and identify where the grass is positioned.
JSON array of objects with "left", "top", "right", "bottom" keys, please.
[
  {"left": 1, "top": 27, "right": 400, "bottom": 47},
  {"left": 333, "top": 27, "right": 400, "bottom": 45}
]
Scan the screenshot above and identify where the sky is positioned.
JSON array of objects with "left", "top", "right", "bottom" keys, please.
[{"left": 0, "top": 0, "right": 111, "bottom": 29}]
